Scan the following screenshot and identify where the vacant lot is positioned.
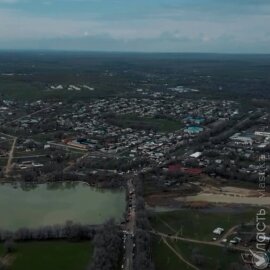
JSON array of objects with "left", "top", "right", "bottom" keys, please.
[
  {"left": 0, "top": 241, "right": 93, "bottom": 270},
  {"left": 176, "top": 185, "right": 270, "bottom": 206},
  {"left": 149, "top": 208, "right": 260, "bottom": 241},
  {"left": 108, "top": 114, "right": 182, "bottom": 132}
]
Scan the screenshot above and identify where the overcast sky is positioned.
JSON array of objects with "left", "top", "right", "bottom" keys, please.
[{"left": 0, "top": 0, "right": 269, "bottom": 53}]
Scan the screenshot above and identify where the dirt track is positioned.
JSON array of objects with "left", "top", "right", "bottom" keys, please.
[
  {"left": 162, "top": 236, "right": 200, "bottom": 270},
  {"left": 5, "top": 137, "right": 17, "bottom": 176}
]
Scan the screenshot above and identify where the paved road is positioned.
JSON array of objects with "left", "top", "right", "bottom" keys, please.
[{"left": 123, "top": 178, "right": 136, "bottom": 270}]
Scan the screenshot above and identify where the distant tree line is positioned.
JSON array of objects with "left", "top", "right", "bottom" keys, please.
[
  {"left": 77, "top": 156, "right": 150, "bottom": 172},
  {"left": 0, "top": 221, "right": 96, "bottom": 242},
  {"left": 18, "top": 169, "right": 125, "bottom": 189},
  {"left": 204, "top": 164, "right": 270, "bottom": 185}
]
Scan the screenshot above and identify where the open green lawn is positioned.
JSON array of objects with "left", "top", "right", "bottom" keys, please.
[
  {"left": 108, "top": 114, "right": 182, "bottom": 132},
  {"left": 153, "top": 237, "right": 242, "bottom": 270},
  {"left": 153, "top": 237, "right": 189, "bottom": 270},
  {"left": 0, "top": 241, "right": 93, "bottom": 270},
  {"left": 0, "top": 245, "right": 4, "bottom": 256},
  {"left": 0, "top": 82, "right": 43, "bottom": 100},
  {"left": 0, "top": 158, "right": 8, "bottom": 167},
  {"left": 150, "top": 208, "right": 261, "bottom": 241},
  {"left": 172, "top": 240, "right": 241, "bottom": 269}
]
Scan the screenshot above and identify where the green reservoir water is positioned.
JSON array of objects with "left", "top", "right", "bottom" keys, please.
[{"left": 0, "top": 182, "right": 126, "bottom": 231}]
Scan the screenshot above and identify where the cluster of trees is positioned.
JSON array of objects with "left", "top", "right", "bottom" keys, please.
[
  {"left": 211, "top": 113, "right": 262, "bottom": 144},
  {"left": 48, "top": 149, "right": 71, "bottom": 163},
  {"left": 134, "top": 229, "right": 155, "bottom": 270},
  {"left": 204, "top": 163, "right": 270, "bottom": 184},
  {"left": 77, "top": 156, "right": 149, "bottom": 172},
  {"left": 15, "top": 149, "right": 71, "bottom": 182},
  {"left": 18, "top": 167, "right": 125, "bottom": 188},
  {"left": 0, "top": 221, "right": 96, "bottom": 242},
  {"left": 196, "top": 119, "right": 236, "bottom": 143},
  {"left": 139, "top": 168, "right": 199, "bottom": 193},
  {"left": 86, "top": 172, "right": 125, "bottom": 188},
  {"left": 134, "top": 176, "right": 155, "bottom": 270},
  {"left": 88, "top": 220, "right": 122, "bottom": 270}
]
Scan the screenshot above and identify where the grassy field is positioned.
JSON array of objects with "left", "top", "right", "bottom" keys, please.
[
  {"left": 0, "top": 245, "right": 4, "bottom": 256},
  {"left": 149, "top": 208, "right": 260, "bottom": 241},
  {"left": 0, "top": 158, "right": 8, "bottom": 167},
  {"left": 0, "top": 82, "right": 43, "bottom": 100},
  {"left": 173, "top": 240, "right": 241, "bottom": 269},
  {"left": 0, "top": 241, "right": 93, "bottom": 270},
  {"left": 109, "top": 114, "right": 182, "bottom": 132},
  {"left": 153, "top": 237, "right": 242, "bottom": 270},
  {"left": 153, "top": 238, "right": 189, "bottom": 270}
]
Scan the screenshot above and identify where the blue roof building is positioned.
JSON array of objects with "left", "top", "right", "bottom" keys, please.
[{"left": 184, "top": 126, "right": 204, "bottom": 134}]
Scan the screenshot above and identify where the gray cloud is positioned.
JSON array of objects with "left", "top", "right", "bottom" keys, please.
[{"left": 0, "top": 0, "right": 269, "bottom": 53}]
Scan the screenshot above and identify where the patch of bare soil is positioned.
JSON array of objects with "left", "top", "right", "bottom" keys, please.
[
  {"left": 176, "top": 184, "right": 270, "bottom": 206},
  {"left": 0, "top": 254, "right": 16, "bottom": 267}
]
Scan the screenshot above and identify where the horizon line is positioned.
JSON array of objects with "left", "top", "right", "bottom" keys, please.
[{"left": 0, "top": 49, "right": 270, "bottom": 56}]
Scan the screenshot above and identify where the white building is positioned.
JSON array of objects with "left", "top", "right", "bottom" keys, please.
[
  {"left": 213, "top": 227, "right": 225, "bottom": 235},
  {"left": 255, "top": 131, "right": 270, "bottom": 138},
  {"left": 190, "top": 152, "right": 202, "bottom": 158},
  {"left": 230, "top": 133, "right": 253, "bottom": 145}
]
